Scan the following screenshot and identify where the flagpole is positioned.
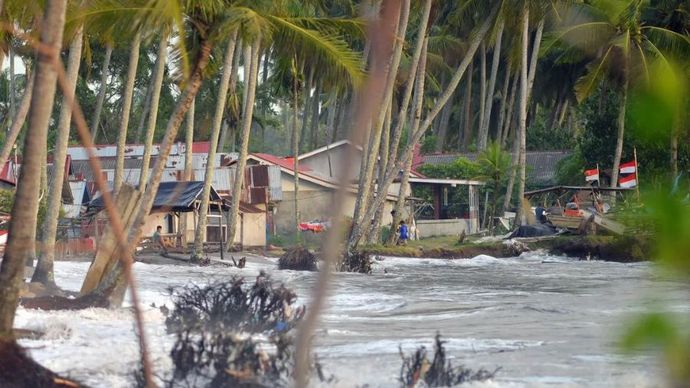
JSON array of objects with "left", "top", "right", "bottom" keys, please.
[
  {"left": 596, "top": 163, "right": 599, "bottom": 187},
  {"left": 633, "top": 147, "right": 640, "bottom": 201}
]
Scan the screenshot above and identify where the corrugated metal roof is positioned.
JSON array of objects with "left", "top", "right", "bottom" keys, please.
[{"left": 422, "top": 151, "right": 571, "bottom": 185}]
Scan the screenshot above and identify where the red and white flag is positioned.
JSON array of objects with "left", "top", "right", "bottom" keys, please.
[
  {"left": 620, "top": 160, "right": 637, "bottom": 174},
  {"left": 584, "top": 168, "right": 599, "bottom": 182},
  {"left": 619, "top": 173, "right": 637, "bottom": 188}
]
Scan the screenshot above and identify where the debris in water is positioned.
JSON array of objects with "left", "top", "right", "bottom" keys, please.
[
  {"left": 399, "top": 334, "right": 499, "bottom": 387},
  {"left": 0, "top": 338, "right": 81, "bottom": 387},
  {"left": 278, "top": 247, "right": 317, "bottom": 271}
]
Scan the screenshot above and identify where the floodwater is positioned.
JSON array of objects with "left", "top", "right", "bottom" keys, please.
[{"left": 13, "top": 251, "right": 690, "bottom": 387}]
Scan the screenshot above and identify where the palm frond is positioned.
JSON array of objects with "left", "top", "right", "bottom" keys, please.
[{"left": 574, "top": 46, "right": 613, "bottom": 102}]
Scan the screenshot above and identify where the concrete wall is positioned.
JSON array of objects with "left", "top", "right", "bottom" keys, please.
[{"left": 416, "top": 218, "right": 475, "bottom": 239}]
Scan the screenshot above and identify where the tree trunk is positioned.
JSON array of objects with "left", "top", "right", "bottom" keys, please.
[
  {"left": 192, "top": 32, "right": 237, "bottom": 259},
  {"left": 8, "top": 45, "right": 15, "bottom": 123},
  {"left": 32, "top": 26, "right": 84, "bottom": 286},
  {"left": 368, "top": 101, "right": 393, "bottom": 243},
  {"left": 139, "top": 34, "right": 168, "bottom": 190},
  {"left": 135, "top": 78, "right": 153, "bottom": 143},
  {"left": 503, "top": 122, "right": 519, "bottom": 211},
  {"left": 0, "top": 0, "right": 67, "bottom": 336},
  {"left": 349, "top": 1, "right": 499, "bottom": 249},
  {"left": 91, "top": 43, "right": 113, "bottom": 141},
  {"left": 388, "top": 37, "right": 428, "bottom": 245},
  {"left": 385, "top": 0, "right": 432, "bottom": 164},
  {"left": 501, "top": 73, "right": 518, "bottom": 147},
  {"left": 434, "top": 94, "right": 453, "bottom": 152},
  {"left": 0, "top": 69, "right": 34, "bottom": 170},
  {"left": 309, "top": 81, "right": 321, "bottom": 149},
  {"left": 478, "top": 42, "right": 486, "bottom": 148},
  {"left": 479, "top": 21, "right": 504, "bottom": 149},
  {"left": 227, "top": 41, "right": 260, "bottom": 247},
  {"left": 496, "top": 65, "right": 511, "bottom": 143},
  {"left": 94, "top": 38, "right": 215, "bottom": 307},
  {"left": 610, "top": 73, "right": 629, "bottom": 188},
  {"left": 219, "top": 40, "right": 242, "bottom": 152},
  {"left": 299, "top": 68, "right": 314, "bottom": 152},
  {"left": 178, "top": 99, "right": 195, "bottom": 247},
  {"left": 350, "top": 0, "right": 410, "bottom": 236},
  {"left": 291, "top": 63, "right": 301, "bottom": 242},
  {"left": 462, "top": 61, "right": 474, "bottom": 150},
  {"left": 114, "top": 32, "right": 141, "bottom": 192},
  {"left": 516, "top": 6, "right": 529, "bottom": 226}
]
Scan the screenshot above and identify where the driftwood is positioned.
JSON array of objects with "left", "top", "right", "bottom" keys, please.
[
  {"left": 0, "top": 338, "right": 82, "bottom": 387},
  {"left": 20, "top": 292, "right": 109, "bottom": 311},
  {"left": 278, "top": 247, "right": 317, "bottom": 271}
]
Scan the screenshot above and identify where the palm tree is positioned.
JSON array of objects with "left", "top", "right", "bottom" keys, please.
[
  {"left": 113, "top": 32, "right": 142, "bottom": 192},
  {"left": 0, "top": 66, "right": 33, "bottom": 170},
  {"left": 90, "top": 42, "right": 113, "bottom": 141},
  {"left": 476, "top": 141, "right": 510, "bottom": 233},
  {"left": 32, "top": 25, "right": 85, "bottom": 286},
  {"left": 478, "top": 21, "right": 505, "bottom": 149},
  {"left": 178, "top": 98, "right": 194, "bottom": 246},
  {"left": 348, "top": 1, "right": 500, "bottom": 249},
  {"left": 544, "top": 0, "right": 690, "bottom": 187},
  {"left": 226, "top": 40, "right": 261, "bottom": 248},
  {"left": 192, "top": 31, "right": 238, "bottom": 260},
  {"left": 0, "top": 0, "right": 67, "bottom": 336},
  {"left": 139, "top": 32, "right": 168, "bottom": 191}
]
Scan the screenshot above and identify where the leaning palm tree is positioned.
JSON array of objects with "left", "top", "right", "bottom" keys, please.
[
  {"left": 0, "top": 0, "right": 68, "bottom": 337},
  {"left": 543, "top": 0, "right": 690, "bottom": 187},
  {"left": 32, "top": 24, "right": 85, "bottom": 286}
]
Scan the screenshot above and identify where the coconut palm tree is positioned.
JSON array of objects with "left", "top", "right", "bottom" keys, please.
[
  {"left": 113, "top": 31, "right": 142, "bottom": 192},
  {"left": 348, "top": 0, "right": 500, "bottom": 249},
  {"left": 0, "top": 0, "right": 68, "bottom": 336},
  {"left": 544, "top": 0, "right": 690, "bottom": 188},
  {"left": 192, "top": 31, "right": 238, "bottom": 260},
  {"left": 139, "top": 32, "right": 168, "bottom": 190},
  {"left": 90, "top": 41, "right": 113, "bottom": 141},
  {"left": 0, "top": 66, "right": 33, "bottom": 171},
  {"left": 32, "top": 24, "right": 85, "bottom": 286}
]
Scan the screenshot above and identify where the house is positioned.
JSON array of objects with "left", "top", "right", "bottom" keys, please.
[
  {"left": 89, "top": 181, "right": 267, "bottom": 248},
  {"left": 422, "top": 150, "right": 572, "bottom": 187}
]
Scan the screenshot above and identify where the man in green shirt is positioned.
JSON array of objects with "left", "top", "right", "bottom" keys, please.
[{"left": 152, "top": 225, "right": 167, "bottom": 254}]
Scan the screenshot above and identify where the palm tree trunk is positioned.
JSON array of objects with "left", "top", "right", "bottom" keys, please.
[
  {"left": 135, "top": 79, "right": 153, "bottom": 142},
  {"left": 350, "top": 0, "right": 410, "bottom": 235},
  {"left": 179, "top": 98, "right": 195, "bottom": 247},
  {"left": 8, "top": 45, "right": 15, "bottom": 122},
  {"left": 501, "top": 73, "right": 518, "bottom": 147},
  {"left": 292, "top": 64, "right": 301, "bottom": 242},
  {"left": 309, "top": 81, "right": 321, "bottom": 149},
  {"left": 227, "top": 41, "right": 260, "bottom": 247},
  {"left": 503, "top": 122, "right": 519, "bottom": 211},
  {"left": 32, "top": 26, "right": 84, "bottom": 286},
  {"left": 434, "top": 90, "right": 453, "bottom": 152},
  {"left": 478, "top": 42, "right": 486, "bottom": 147},
  {"left": 299, "top": 67, "right": 314, "bottom": 151},
  {"left": 114, "top": 32, "right": 141, "bottom": 192},
  {"left": 368, "top": 101, "right": 392, "bottom": 243},
  {"left": 193, "top": 32, "right": 237, "bottom": 259},
  {"left": 94, "top": 38, "right": 215, "bottom": 307},
  {"left": 479, "top": 21, "right": 504, "bottom": 149},
  {"left": 219, "top": 41, "right": 242, "bottom": 151},
  {"left": 496, "top": 65, "right": 511, "bottom": 143},
  {"left": 516, "top": 5, "right": 529, "bottom": 226},
  {"left": 0, "top": 0, "right": 67, "bottom": 336},
  {"left": 91, "top": 43, "right": 113, "bottom": 141},
  {"left": 0, "top": 68, "right": 34, "bottom": 170},
  {"left": 385, "top": 0, "right": 431, "bottom": 164},
  {"left": 388, "top": 37, "right": 428, "bottom": 245},
  {"left": 349, "top": 2, "right": 499, "bottom": 249},
  {"left": 462, "top": 61, "right": 474, "bottom": 150},
  {"left": 139, "top": 34, "right": 168, "bottom": 190},
  {"left": 610, "top": 74, "right": 629, "bottom": 188}
]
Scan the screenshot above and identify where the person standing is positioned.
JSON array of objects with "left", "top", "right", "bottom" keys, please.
[
  {"left": 397, "top": 220, "right": 409, "bottom": 245},
  {"left": 153, "top": 225, "right": 167, "bottom": 254}
]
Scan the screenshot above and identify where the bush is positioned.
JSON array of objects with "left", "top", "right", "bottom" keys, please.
[
  {"left": 399, "top": 334, "right": 499, "bottom": 387},
  {"left": 161, "top": 273, "right": 312, "bottom": 387},
  {"left": 278, "top": 247, "right": 317, "bottom": 271}
]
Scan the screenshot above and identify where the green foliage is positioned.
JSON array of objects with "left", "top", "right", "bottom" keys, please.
[
  {"left": 0, "top": 189, "right": 48, "bottom": 232},
  {"left": 526, "top": 108, "right": 576, "bottom": 151},
  {"left": 418, "top": 157, "right": 481, "bottom": 180},
  {"left": 420, "top": 134, "right": 438, "bottom": 155}
]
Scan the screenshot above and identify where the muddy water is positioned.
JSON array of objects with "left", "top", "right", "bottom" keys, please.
[{"left": 15, "top": 252, "right": 690, "bottom": 387}]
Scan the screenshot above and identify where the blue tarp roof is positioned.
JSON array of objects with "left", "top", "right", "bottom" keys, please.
[{"left": 89, "top": 181, "right": 227, "bottom": 212}]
